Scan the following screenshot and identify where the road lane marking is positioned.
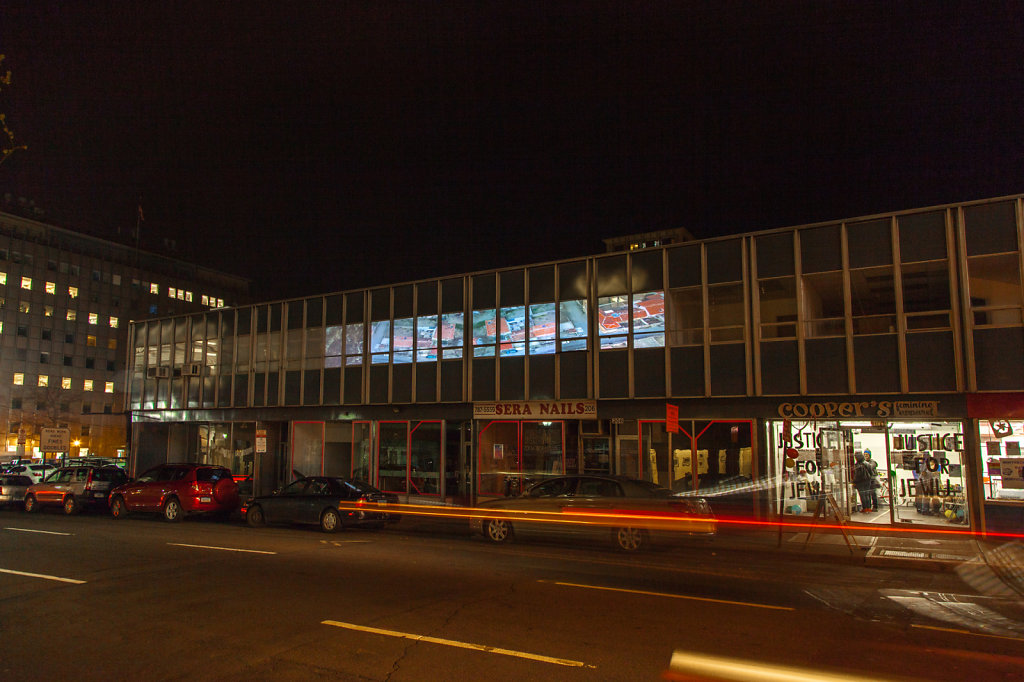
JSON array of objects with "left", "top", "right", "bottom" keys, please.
[
  {"left": 911, "top": 623, "right": 1024, "bottom": 643},
  {"left": 540, "top": 580, "right": 795, "bottom": 611},
  {"left": 4, "top": 527, "right": 72, "bottom": 536},
  {"left": 168, "top": 543, "right": 276, "bottom": 555},
  {"left": 0, "top": 568, "right": 86, "bottom": 584},
  {"left": 322, "top": 620, "right": 593, "bottom": 668}
]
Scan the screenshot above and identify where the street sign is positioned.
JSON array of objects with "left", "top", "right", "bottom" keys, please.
[
  {"left": 40, "top": 427, "right": 71, "bottom": 453},
  {"left": 17, "top": 427, "right": 26, "bottom": 445},
  {"left": 256, "top": 429, "right": 267, "bottom": 454}
]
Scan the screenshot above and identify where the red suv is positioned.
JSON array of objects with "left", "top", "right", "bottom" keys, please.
[{"left": 109, "top": 463, "right": 239, "bottom": 522}]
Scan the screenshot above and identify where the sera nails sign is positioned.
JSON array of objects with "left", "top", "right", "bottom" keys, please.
[{"left": 474, "top": 400, "right": 597, "bottom": 420}]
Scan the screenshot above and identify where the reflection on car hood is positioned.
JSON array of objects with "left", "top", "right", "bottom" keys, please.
[{"left": 674, "top": 475, "right": 776, "bottom": 498}]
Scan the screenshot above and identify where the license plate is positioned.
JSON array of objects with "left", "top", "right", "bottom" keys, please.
[{"left": 200, "top": 496, "right": 211, "bottom": 503}]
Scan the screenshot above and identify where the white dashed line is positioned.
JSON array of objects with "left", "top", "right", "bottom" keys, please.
[
  {"left": 167, "top": 542, "right": 276, "bottom": 554},
  {"left": 0, "top": 568, "right": 86, "bottom": 584}
]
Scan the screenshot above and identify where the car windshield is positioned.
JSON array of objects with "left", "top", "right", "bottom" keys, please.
[{"left": 339, "top": 479, "right": 381, "bottom": 494}]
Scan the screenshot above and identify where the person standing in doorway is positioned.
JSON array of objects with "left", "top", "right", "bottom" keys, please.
[
  {"left": 853, "top": 453, "right": 875, "bottom": 513},
  {"left": 864, "top": 449, "right": 880, "bottom": 510}
]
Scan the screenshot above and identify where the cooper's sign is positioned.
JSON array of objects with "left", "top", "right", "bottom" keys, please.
[
  {"left": 474, "top": 400, "right": 597, "bottom": 420},
  {"left": 777, "top": 400, "right": 940, "bottom": 419}
]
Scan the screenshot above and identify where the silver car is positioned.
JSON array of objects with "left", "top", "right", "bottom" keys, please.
[
  {"left": 0, "top": 474, "right": 33, "bottom": 508},
  {"left": 25, "top": 465, "right": 129, "bottom": 514}
]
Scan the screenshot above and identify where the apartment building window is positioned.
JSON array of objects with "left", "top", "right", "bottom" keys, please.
[
  {"left": 38, "top": 375, "right": 48, "bottom": 387},
  {"left": 45, "top": 281, "right": 55, "bottom": 294},
  {"left": 103, "top": 404, "right": 113, "bottom": 414},
  {"left": 35, "top": 400, "right": 46, "bottom": 410},
  {"left": 83, "top": 380, "right": 94, "bottom": 391},
  {"left": 86, "top": 358, "right": 95, "bottom": 369},
  {"left": 11, "top": 398, "right": 21, "bottom": 409},
  {"left": 67, "top": 310, "right": 76, "bottom": 321},
  {"left": 168, "top": 287, "right": 177, "bottom": 298},
  {"left": 42, "top": 329, "right": 51, "bottom": 341},
  {"left": 87, "top": 335, "right": 97, "bottom": 347},
  {"left": 40, "top": 352, "right": 49, "bottom": 364},
  {"left": 112, "top": 274, "right": 121, "bottom": 286},
  {"left": 61, "top": 377, "right": 71, "bottom": 389},
  {"left": 65, "top": 333, "right": 74, "bottom": 344},
  {"left": 109, "top": 316, "right": 118, "bottom": 328},
  {"left": 106, "top": 360, "right": 115, "bottom": 371},
  {"left": 185, "top": 291, "right": 193, "bottom": 302},
  {"left": 177, "top": 289, "right": 185, "bottom": 301},
  {"left": 82, "top": 403, "right": 92, "bottom": 414},
  {"left": 12, "top": 373, "right": 23, "bottom": 385},
  {"left": 0, "top": 272, "right": 6, "bottom": 284},
  {"left": 202, "top": 295, "right": 209, "bottom": 305},
  {"left": 17, "top": 325, "right": 27, "bottom": 337},
  {"left": 107, "top": 339, "right": 117, "bottom": 350},
  {"left": 81, "top": 426, "right": 90, "bottom": 436},
  {"left": 104, "top": 382, "right": 114, "bottom": 393},
  {"left": 44, "top": 305, "right": 53, "bottom": 317},
  {"left": 92, "top": 270, "right": 101, "bottom": 281},
  {"left": 18, "top": 301, "right": 30, "bottom": 313},
  {"left": 64, "top": 355, "right": 72, "bottom": 367},
  {"left": 60, "top": 402, "right": 69, "bottom": 412},
  {"left": 68, "top": 286, "right": 78, "bottom": 298},
  {"left": 47, "top": 260, "right": 57, "bottom": 271},
  {"left": 88, "top": 313, "right": 98, "bottom": 325},
  {"left": 21, "top": 276, "right": 31, "bottom": 290},
  {"left": 150, "top": 283, "right": 159, "bottom": 295}
]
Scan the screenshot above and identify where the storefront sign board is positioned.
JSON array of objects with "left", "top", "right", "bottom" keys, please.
[
  {"left": 777, "top": 399, "right": 940, "bottom": 419},
  {"left": 1000, "top": 457, "right": 1024, "bottom": 489},
  {"left": 474, "top": 400, "right": 597, "bottom": 419}
]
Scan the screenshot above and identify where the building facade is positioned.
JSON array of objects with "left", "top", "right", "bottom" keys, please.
[
  {"left": 0, "top": 209, "right": 250, "bottom": 461},
  {"left": 126, "top": 194, "right": 1024, "bottom": 533}
]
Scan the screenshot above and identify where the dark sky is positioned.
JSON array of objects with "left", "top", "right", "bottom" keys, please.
[{"left": 2, "top": 1, "right": 1023, "bottom": 300}]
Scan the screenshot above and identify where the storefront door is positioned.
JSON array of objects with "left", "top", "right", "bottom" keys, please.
[{"left": 477, "top": 420, "right": 565, "bottom": 498}]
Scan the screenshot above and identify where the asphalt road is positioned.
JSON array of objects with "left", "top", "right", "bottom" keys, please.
[{"left": 1, "top": 508, "right": 1022, "bottom": 681}]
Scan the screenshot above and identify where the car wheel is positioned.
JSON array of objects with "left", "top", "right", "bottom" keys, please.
[
  {"left": 484, "top": 518, "right": 513, "bottom": 543},
  {"left": 163, "top": 497, "right": 183, "bottom": 522},
  {"left": 24, "top": 494, "right": 39, "bottom": 513},
  {"left": 110, "top": 496, "right": 127, "bottom": 519},
  {"left": 246, "top": 504, "right": 266, "bottom": 527},
  {"left": 320, "top": 508, "right": 341, "bottom": 533},
  {"left": 63, "top": 495, "right": 79, "bottom": 515},
  {"left": 613, "top": 526, "right": 646, "bottom": 552}
]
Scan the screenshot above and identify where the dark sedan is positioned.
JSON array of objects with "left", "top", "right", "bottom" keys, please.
[{"left": 243, "top": 477, "right": 400, "bottom": 533}]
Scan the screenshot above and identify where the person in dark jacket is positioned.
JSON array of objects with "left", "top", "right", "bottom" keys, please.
[{"left": 852, "top": 453, "right": 876, "bottom": 512}]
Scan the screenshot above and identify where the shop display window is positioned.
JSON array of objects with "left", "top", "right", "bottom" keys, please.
[
  {"left": 410, "top": 421, "right": 442, "bottom": 495},
  {"left": 558, "top": 299, "right": 588, "bottom": 351},
  {"left": 415, "top": 315, "right": 438, "bottom": 362},
  {"left": 291, "top": 421, "right": 324, "bottom": 478},
  {"left": 771, "top": 420, "right": 969, "bottom": 526},
  {"left": 979, "top": 420, "right": 1024, "bottom": 501},
  {"left": 440, "top": 312, "right": 464, "bottom": 359}
]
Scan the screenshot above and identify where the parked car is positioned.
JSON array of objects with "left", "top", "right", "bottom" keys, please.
[
  {"left": 0, "top": 474, "right": 33, "bottom": 509},
  {"left": 470, "top": 474, "right": 717, "bottom": 552},
  {"left": 3, "top": 463, "right": 56, "bottom": 484},
  {"left": 109, "top": 463, "right": 239, "bottom": 522},
  {"left": 673, "top": 473, "right": 758, "bottom": 519},
  {"left": 244, "top": 476, "right": 400, "bottom": 533},
  {"left": 24, "top": 465, "right": 129, "bottom": 514}
]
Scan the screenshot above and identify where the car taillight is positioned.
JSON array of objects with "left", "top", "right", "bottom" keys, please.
[{"left": 84, "top": 469, "right": 94, "bottom": 493}]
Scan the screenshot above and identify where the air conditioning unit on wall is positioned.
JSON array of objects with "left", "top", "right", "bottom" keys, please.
[
  {"left": 146, "top": 366, "right": 171, "bottom": 379},
  {"left": 183, "top": 363, "right": 203, "bottom": 377}
]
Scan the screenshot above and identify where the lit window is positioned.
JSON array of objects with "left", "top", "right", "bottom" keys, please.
[
  {"left": 177, "top": 289, "right": 184, "bottom": 300},
  {"left": 201, "top": 295, "right": 209, "bottom": 305},
  {"left": 112, "top": 274, "right": 121, "bottom": 286},
  {"left": 109, "top": 316, "right": 119, "bottom": 328},
  {"left": 67, "top": 310, "right": 77, "bottom": 321},
  {"left": 0, "top": 322, "right": 3, "bottom": 334},
  {"left": 18, "top": 301, "right": 30, "bottom": 313},
  {"left": 44, "top": 305, "right": 53, "bottom": 317},
  {"left": 168, "top": 287, "right": 177, "bottom": 298},
  {"left": 13, "top": 373, "right": 24, "bottom": 385},
  {"left": 68, "top": 286, "right": 78, "bottom": 298},
  {"left": 88, "top": 313, "right": 98, "bottom": 325},
  {"left": 83, "top": 380, "right": 94, "bottom": 391},
  {"left": 21, "top": 276, "right": 32, "bottom": 290},
  {"left": 0, "top": 272, "right": 5, "bottom": 285},
  {"left": 107, "top": 338, "right": 117, "bottom": 350},
  {"left": 217, "top": 298, "right": 224, "bottom": 307},
  {"left": 45, "top": 281, "right": 56, "bottom": 295},
  {"left": 38, "top": 375, "right": 48, "bottom": 387},
  {"left": 150, "top": 283, "right": 159, "bottom": 295},
  {"left": 185, "top": 291, "right": 193, "bottom": 302},
  {"left": 87, "top": 335, "right": 97, "bottom": 347},
  {"left": 104, "top": 382, "right": 114, "bottom": 393},
  {"left": 62, "top": 377, "right": 72, "bottom": 389}
]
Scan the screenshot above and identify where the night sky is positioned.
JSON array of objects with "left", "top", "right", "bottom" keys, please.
[{"left": 2, "top": 2, "right": 1023, "bottom": 301}]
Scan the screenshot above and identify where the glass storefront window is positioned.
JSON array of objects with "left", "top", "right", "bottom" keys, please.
[
  {"left": 529, "top": 303, "right": 557, "bottom": 355},
  {"left": 416, "top": 315, "right": 438, "bottom": 362},
  {"left": 499, "top": 306, "right": 526, "bottom": 356},
  {"left": 440, "top": 312, "right": 464, "bottom": 359},
  {"left": 478, "top": 421, "right": 518, "bottom": 497},
  {"left": 979, "top": 420, "right": 1024, "bottom": 501},
  {"left": 598, "top": 295, "right": 629, "bottom": 349},
  {"left": 324, "top": 422, "right": 354, "bottom": 477},
  {"left": 410, "top": 421, "right": 442, "bottom": 495},
  {"left": 351, "top": 422, "right": 372, "bottom": 482},
  {"left": 770, "top": 420, "right": 969, "bottom": 526},
  {"left": 558, "top": 299, "right": 588, "bottom": 351},
  {"left": 291, "top": 422, "right": 324, "bottom": 478},
  {"left": 392, "top": 317, "right": 414, "bottom": 364},
  {"left": 378, "top": 422, "right": 408, "bottom": 493},
  {"left": 472, "top": 309, "right": 497, "bottom": 357},
  {"left": 633, "top": 291, "right": 665, "bottom": 347}
]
